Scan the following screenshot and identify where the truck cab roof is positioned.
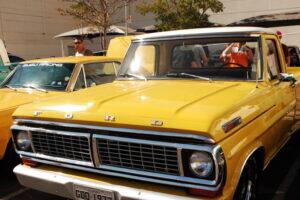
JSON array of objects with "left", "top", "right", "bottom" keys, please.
[{"left": 134, "top": 26, "right": 276, "bottom": 41}]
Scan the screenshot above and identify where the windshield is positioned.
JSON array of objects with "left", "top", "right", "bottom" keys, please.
[
  {"left": 4, "top": 63, "right": 75, "bottom": 91},
  {"left": 118, "top": 37, "right": 262, "bottom": 81}
]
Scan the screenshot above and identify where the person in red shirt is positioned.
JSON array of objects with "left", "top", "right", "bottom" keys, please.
[{"left": 220, "top": 42, "right": 254, "bottom": 68}]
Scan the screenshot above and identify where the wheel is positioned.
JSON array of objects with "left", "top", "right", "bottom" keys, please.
[{"left": 233, "top": 157, "right": 259, "bottom": 200}]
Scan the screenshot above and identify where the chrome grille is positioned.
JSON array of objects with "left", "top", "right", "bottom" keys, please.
[
  {"left": 31, "top": 131, "right": 91, "bottom": 162},
  {"left": 97, "top": 138, "right": 179, "bottom": 175}
]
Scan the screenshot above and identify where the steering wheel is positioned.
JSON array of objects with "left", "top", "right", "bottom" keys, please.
[{"left": 221, "top": 62, "right": 248, "bottom": 68}]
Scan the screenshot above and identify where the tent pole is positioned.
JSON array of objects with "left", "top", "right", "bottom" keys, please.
[
  {"left": 125, "top": 1, "right": 128, "bottom": 36},
  {"left": 60, "top": 39, "right": 65, "bottom": 57}
]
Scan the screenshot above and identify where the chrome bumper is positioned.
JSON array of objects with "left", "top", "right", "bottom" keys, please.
[{"left": 14, "top": 164, "right": 213, "bottom": 200}]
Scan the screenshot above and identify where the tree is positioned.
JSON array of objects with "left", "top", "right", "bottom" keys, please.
[
  {"left": 58, "top": 0, "right": 135, "bottom": 49},
  {"left": 137, "top": 0, "right": 224, "bottom": 31}
]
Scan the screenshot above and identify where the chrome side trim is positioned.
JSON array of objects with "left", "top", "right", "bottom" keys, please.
[
  {"left": 14, "top": 119, "right": 215, "bottom": 144},
  {"left": 19, "top": 156, "right": 223, "bottom": 191}
]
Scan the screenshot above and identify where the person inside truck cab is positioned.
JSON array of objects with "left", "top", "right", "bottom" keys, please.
[
  {"left": 220, "top": 42, "right": 254, "bottom": 68},
  {"left": 191, "top": 45, "right": 209, "bottom": 68}
]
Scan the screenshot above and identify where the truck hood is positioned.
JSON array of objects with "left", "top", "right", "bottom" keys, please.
[
  {"left": 14, "top": 80, "right": 267, "bottom": 142},
  {"left": 0, "top": 88, "right": 61, "bottom": 111}
]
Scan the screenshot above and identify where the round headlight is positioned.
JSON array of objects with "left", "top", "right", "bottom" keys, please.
[
  {"left": 189, "top": 152, "right": 213, "bottom": 178},
  {"left": 16, "top": 131, "right": 31, "bottom": 151}
]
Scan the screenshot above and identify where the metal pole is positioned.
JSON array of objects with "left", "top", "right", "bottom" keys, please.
[
  {"left": 60, "top": 39, "right": 65, "bottom": 57},
  {"left": 125, "top": 1, "right": 128, "bottom": 36}
]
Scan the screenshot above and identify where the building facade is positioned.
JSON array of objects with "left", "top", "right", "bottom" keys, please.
[{"left": 0, "top": 0, "right": 78, "bottom": 60}]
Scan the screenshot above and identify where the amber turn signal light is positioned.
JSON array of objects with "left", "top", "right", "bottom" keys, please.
[
  {"left": 22, "top": 158, "right": 39, "bottom": 167},
  {"left": 189, "top": 188, "right": 221, "bottom": 198}
]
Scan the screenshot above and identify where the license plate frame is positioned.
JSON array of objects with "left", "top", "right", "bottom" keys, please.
[{"left": 73, "top": 184, "right": 115, "bottom": 200}]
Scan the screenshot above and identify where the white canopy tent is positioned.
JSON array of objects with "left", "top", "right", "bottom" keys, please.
[
  {"left": 54, "top": 25, "right": 136, "bottom": 39},
  {"left": 54, "top": 25, "right": 136, "bottom": 56}
]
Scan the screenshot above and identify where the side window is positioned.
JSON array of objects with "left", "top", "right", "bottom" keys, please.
[
  {"left": 266, "top": 40, "right": 281, "bottom": 80},
  {"left": 74, "top": 68, "right": 86, "bottom": 91},
  {"left": 84, "top": 62, "right": 116, "bottom": 87}
]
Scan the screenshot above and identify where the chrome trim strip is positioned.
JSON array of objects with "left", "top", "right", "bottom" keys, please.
[
  {"left": 18, "top": 151, "right": 93, "bottom": 167},
  {"left": 14, "top": 119, "right": 215, "bottom": 144},
  {"left": 28, "top": 130, "right": 36, "bottom": 153},
  {"left": 12, "top": 124, "right": 91, "bottom": 138},
  {"left": 177, "top": 148, "right": 184, "bottom": 176},
  {"left": 93, "top": 134, "right": 213, "bottom": 151},
  {"left": 92, "top": 137, "right": 101, "bottom": 167},
  {"left": 133, "top": 34, "right": 259, "bottom": 42},
  {"left": 20, "top": 156, "right": 222, "bottom": 191},
  {"left": 98, "top": 165, "right": 216, "bottom": 186}
]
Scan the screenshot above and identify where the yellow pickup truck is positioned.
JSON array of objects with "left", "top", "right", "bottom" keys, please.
[
  {"left": 11, "top": 27, "right": 300, "bottom": 200},
  {"left": 0, "top": 36, "right": 132, "bottom": 169}
]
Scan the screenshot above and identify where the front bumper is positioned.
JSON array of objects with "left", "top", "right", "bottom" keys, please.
[{"left": 14, "top": 164, "right": 228, "bottom": 200}]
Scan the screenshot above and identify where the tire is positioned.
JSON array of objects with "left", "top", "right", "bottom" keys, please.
[{"left": 233, "top": 157, "right": 260, "bottom": 200}]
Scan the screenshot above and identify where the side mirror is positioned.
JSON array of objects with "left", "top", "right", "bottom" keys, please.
[{"left": 280, "top": 73, "right": 296, "bottom": 86}]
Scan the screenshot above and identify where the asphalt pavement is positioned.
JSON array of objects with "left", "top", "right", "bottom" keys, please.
[{"left": 2, "top": 132, "right": 300, "bottom": 200}]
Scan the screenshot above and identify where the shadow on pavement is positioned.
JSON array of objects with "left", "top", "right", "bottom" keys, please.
[{"left": 258, "top": 131, "right": 300, "bottom": 200}]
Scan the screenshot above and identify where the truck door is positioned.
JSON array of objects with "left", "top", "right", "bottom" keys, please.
[{"left": 264, "top": 35, "right": 295, "bottom": 146}]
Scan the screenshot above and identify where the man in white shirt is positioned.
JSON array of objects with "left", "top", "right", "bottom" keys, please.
[{"left": 74, "top": 37, "right": 93, "bottom": 56}]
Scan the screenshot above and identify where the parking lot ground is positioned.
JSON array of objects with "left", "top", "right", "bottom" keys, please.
[
  {"left": 2, "top": 132, "right": 300, "bottom": 200},
  {"left": 258, "top": 131, "right": 300, "bottom": 200}
]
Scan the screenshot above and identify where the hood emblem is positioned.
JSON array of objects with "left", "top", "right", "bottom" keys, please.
[
  {"left": 33, "top": 111, "right": 42, "bottom": 117},
  {"left": 104, "top": 115, "right": 116, "bottom": 122},
  {"left": 151, "top": 120, "right": 163, "bottom": 126},
  {"left": 65, "top": 113, "right": 73, "bottom": 119}
]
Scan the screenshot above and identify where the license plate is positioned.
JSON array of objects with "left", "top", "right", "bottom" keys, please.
[{"left": 73, "top": 185, "right": 115, "bottom": 200}]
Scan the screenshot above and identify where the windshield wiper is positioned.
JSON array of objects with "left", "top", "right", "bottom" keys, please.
[
  {"left": 166, "top": 72, "right": 212, "bottom": 82},
  {"left": 22, "top": 85, "right": 48, "bottom": 93},
  {"left": 4, "top": 85, "right": 17, "bottom": 91},
  {"left": 119, "top": 73, "right": 147, "bottom": 81}
]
